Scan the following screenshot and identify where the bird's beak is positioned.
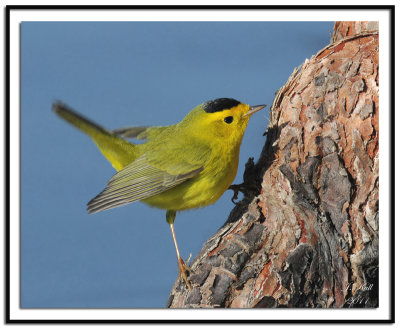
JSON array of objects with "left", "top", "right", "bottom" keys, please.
[{"left": 243, "top": 104, "right": 266, "bottom": 117}]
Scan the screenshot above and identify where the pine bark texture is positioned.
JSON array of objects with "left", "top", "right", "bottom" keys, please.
[{"left": 167, "top": 21, "right": 379, "bottom": 308}]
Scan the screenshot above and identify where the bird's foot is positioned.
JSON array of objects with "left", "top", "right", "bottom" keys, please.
[
  {"left": 229, "top": 182, "right": 260, "bottom": 204},
  {"left": 177, "top": 256, "right": 192, "bottom": 290},
  {"left": 229, "top": 183, "right": 246, "bottom": 204}
]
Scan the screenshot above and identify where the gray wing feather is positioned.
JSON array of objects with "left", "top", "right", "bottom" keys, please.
[
  {"left": 112, "top": 126, "right": 150, "bottom": 139},
  {"left": 112, "top": 126, "right": 168, "bottom": 140},
  {"left": 87, "top": 155, "right": 203, "bottom": 214}
]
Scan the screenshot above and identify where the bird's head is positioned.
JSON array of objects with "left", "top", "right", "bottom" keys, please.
[{"left": 180, "top": 98, "right": 265, "bottom": 146}]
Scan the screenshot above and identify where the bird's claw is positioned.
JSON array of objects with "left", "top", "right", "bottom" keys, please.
[
  {"left": 178, "top": 256, "right": 192, "bottom": 290},
  {"left": 229, "top": 184, "right": 244, "bottom": 204},
  {"left": 229, "top": 182, "right": 261, "bottom": 204}
]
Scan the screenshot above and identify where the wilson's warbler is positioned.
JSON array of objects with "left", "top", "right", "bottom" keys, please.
[{"left": 53, "top": 98, "right": 265, "bottom": 289}]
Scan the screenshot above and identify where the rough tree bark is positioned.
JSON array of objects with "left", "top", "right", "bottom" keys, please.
[{"left": 167, "top": 21, "right": 379, "bottom": 308}]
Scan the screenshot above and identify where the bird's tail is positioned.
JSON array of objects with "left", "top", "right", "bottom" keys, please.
[{"left": 53, "top": 102, "right": 137, "bottom": 171}]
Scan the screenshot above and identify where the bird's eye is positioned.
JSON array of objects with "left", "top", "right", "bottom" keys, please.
[{"left": 224, "top": 116, "right": 234, "bottom": 124}]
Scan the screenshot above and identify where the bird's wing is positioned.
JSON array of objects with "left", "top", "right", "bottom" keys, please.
[
  {"left": 87, "top": 143, "right": 210, "bottom": 213},
  {"left": 112, "top": 126, "right": 169, "bottom": 140}
]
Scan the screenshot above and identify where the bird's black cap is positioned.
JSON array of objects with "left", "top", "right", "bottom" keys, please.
[{"left": 203, "top": 98, "right": 241, "bottom": 113}]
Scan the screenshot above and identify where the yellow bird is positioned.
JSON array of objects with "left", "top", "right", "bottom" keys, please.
[{"left": 53, "top": 98, "right": 265, "bottom": 288}]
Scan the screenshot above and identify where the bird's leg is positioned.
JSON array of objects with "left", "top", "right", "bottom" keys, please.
[{"left": 166, "top": 210, "right": 192, "bottom": 289}]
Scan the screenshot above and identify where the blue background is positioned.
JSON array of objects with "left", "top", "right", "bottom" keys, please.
[{"left": 21, "top": 21, "right": 333, "bottom": 308}]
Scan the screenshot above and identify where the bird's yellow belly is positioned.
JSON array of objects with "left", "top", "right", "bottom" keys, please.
[{"left": 143, "top": 156, "right": 238, "bottom": 211}]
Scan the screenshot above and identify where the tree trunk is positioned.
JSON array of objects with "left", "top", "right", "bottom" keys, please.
[{"left": 167, "top": 21, "right": 379, "bottom": 308}]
